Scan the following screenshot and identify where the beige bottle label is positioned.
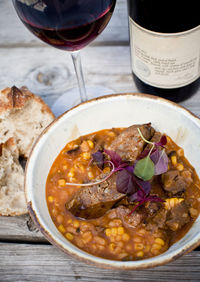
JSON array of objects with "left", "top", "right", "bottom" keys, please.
[{"left": 129, "top": 18, "right": 200, "bottom": 89}]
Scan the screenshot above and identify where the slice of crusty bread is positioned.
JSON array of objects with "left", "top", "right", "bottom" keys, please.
[
  {"left": 0, "top": 86, "right": 55, "bottom": 216},
  {"left": 0, "top": 138, "right": 26, "bottom": 216},
  {"left": 0, "top": 86, "right": 55, "bottom": 158}
]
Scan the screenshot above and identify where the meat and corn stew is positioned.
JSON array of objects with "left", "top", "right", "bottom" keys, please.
[{"left": 46, "top": 123, "right": 200, "bottom": 261}]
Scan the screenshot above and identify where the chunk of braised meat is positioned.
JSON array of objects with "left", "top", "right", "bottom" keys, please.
[
  {"left": 108, "top": 123, "right": 155, "bottom": 162},
  {"left": 145, "top": 201, "right": 162, "bottom": 216},
  {"left": 107, "top": 205, "right": 145, "bottom": 228},
  {"left": 146, "top": 200, "right": 190, "bottom": 233},
  {"left": 146, "top": 131, "right": 162, "bottom": 151},
  {"left": 166, "top": 201, "right": 190, "bottom": 231},
  {"left": 146, "top": 208, "right": 168, "bottom": 232},
  {"left": 162, "top": 170, "right": 188, "bottom": 195},
  {"left": 66, "top": 174, "right": 125, "bottom": 219}
]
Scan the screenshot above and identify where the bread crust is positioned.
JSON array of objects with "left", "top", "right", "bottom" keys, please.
[
  {"left": 0, "top": 86, "right": 55, "bottom": 216},
  {"left": 0, "top": 86, "right": 54, "bottom": 119}
]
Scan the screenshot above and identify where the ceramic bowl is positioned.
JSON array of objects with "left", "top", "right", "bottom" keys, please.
[{"left": 25, "top": 93, "right": 200, "bottom": 269}]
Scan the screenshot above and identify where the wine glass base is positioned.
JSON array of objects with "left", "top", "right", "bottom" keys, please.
[{"left": 51, "top": 85, "right": 115, "bottom": 117}]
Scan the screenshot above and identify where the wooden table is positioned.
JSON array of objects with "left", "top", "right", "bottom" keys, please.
[{"left": 0, "top": 1, "right": 200, "bottom": 281}]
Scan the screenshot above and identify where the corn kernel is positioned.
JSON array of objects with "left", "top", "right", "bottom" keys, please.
[
  {"left": 108, "top": 131, "right": 116, "bottom": 137},
  {"left": 92, "top": 244, "right": 97, "bottom": 251},
  {"left": 117, "top": 227, "right": 124, "bottom": 235},
  {"left": 110, "top": 236, "right": 115, "bottom": 242},
  {"left": 103, "top": 167, "right": 111, "bottom": 174},
  {"left": 152, "top": 243, "right": 162, "bottom": 250},
  {"left": 171, "top": 155, "right": 177, "bottom": 166},
  {"left": 109, "top": 243, "right": 116, "bottom": 251},
  {"left": 74, "top": 163, "right": 85, "bottom": 172},
  {"left": 144, "top": 245, "right": 150, "bottom": 252},
  {"left": 138, "top": 229, "right": 146, "bottom": 235},
  {"left": 57, "top": 179, "right": 66, "bottom": 187},
  {"left": 165, "top": 198, "right": 184, "bottom": 210},
  {"left": 65, "top": 233, "right": 74, "bottom": 241},
  {"left": 98, "top": 245, "right": 105, "bottom": 251},
  {"left": 88, "top": 171, "right": 94, "bottom": 180},
  {"left": 94, "top": 236, "right": 106, "bottom": 245},
  {"left": 108, "top": 219, "right": 122, "bottom": 227},
  {"left": 122, "top": 233, "right": 130, "bottom": 241},
  {"left": 111, "top": 227, "right": 118, "bottom": 236},
  {"left": 155, "top": 238, "right": 165, "bottom": 246},
  {"left": 189, "top": 208, "right": 198, "bottom": 218},
  {"left": 170, "top": 222, "right": 179, "bottom": 231},
  {"left": 136, "top": 251, "right": 144, "bottom": 257},
  {"left": 67, "top": 218, "right": 72, "bottom": 224},
  {"left": 166, "top": 136, "right": 171, "bottom": 143},
  {"left": 151, "top": 248, "right": 160, "bottom": 255},
  {"left": 177, "top": 148, "right": 184, "bottom": 157},
  {"left": 48, "top": 196, "right": 54, "bottom": 203},
  {"left": 56, "top": 215, "right": 64, "bottom": 224},
  {"left": 58, "top": 224, "right": 66, "bottom": 233},
  {"left": 52, "top": 208, "right": 58, "bottom": 216},
  {"left": 63, "top": 165, "right": 68, "bottom": 170},
  {"left": 133, "top": 236, "right": 142, "bottom": 243},
  {"left": 67, "top": 169, "right": 75, "bottom": 178},
  {"left": 87, "top": 140, "right": 94, "bottom": 149},
  {"left": 82, "top": 152, "right": 91, "bottom": 160},
  {"left": 126, "top": 244, "right": 133, "bottom": 252},
  {"left": 116, "top": 235, "right": 121, "bottom": 242},
  {"left": 73, "top": 220, "right": 80, "bottom": 228},
  {"left": 135, "top": 243, "right": 144, "bottom": 251},
  {"left": 82, "top": 231, "right": 92, "bottom": 243},
  {"left": 105, "top": 228, "right": 111, "bottom": 237},
  {"left": 176, "top": 163, "right": 184, "bottom": 171}
]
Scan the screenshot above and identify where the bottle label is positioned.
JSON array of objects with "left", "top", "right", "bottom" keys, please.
[{"left": 129, "top": 18, "right": 200, "bottom": 89}]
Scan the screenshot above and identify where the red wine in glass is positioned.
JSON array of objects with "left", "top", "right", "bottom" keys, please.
[{"left": 13, "top": 0, "right": 116, "bottom": 51}]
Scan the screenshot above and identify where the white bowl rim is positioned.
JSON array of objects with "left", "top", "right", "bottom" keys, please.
[{"left": 25, "top": 92, "right": 200, "bottom": 270}]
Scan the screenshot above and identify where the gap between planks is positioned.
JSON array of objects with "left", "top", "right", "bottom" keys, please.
[{"left": 0, "top": 243, "right": 200, "bottom": 281}]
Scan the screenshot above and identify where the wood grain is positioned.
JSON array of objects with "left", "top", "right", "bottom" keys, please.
[
  {"left": 0, "top": 243, "right": 200, "bottom": 281},
  {"left": 0, "top": 46, "right": 135, "bottom": 108},
  {"left": 0, "top": 214, "right": 45, "bottom": 242},
  {"left": 0, "top": 0, "right": 128, "bottom": 47},
  {"left": 0, "top": 45, "right": 199, "bottom": 115}
]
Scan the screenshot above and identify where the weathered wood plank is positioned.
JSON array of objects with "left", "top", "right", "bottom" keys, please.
[
  {"left": 0, "top": 45, "right": 199, "bottom": 116},
  {"left": 0, "top": 0, "right": 128, "bottom": 47},
  {"left": 0, "top": 45, "right": 135, "bottom": 108},
  {"left": 0, "top": 243, "right": 200, "bottom": 281},
  {"left": 0, "top": 214, "right": 46, "bottom": 242}
]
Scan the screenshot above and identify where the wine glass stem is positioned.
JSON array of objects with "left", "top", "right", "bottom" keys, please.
[{"left": 71, "top": 51, "right": 87, "bottom": 103}]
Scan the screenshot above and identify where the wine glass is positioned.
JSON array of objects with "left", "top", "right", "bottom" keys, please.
[{"left": 12, "top": 0, "right": 116, "bottom": 116}]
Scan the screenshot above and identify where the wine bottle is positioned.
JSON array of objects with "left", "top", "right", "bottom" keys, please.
[{"left": 127, "top": 0, "right": 200, "bottom": 102}]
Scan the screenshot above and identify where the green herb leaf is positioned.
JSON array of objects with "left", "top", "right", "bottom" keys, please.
[{"left": 134, "top": 156, "right": 155, "bottom": 181}]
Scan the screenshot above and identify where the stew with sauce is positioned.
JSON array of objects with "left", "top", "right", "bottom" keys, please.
[{"left": 46, "top": 124, "right": 200, "bottom": 261}]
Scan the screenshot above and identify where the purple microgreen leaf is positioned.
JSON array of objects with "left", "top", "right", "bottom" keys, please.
[
  {"left": 134, "top": 156, "right": 155, "bottom": 181},
  {"left": 155, "top": 135, "right": 167, "bottom": 148},
  {"left": 150, "top": 149, "right": 160, "bottom": 164},
  {"left": 104, "top": 149, "right": 122, "bottom": 168},
  {"left": 129, "top": 192, "right": 139, "bottom": 202},
  {"left": 116, "top": 170, "right": 137, "bottom": 195},
  {"left": 92, "top": 151, "right": 104, "bottom": 170},
  {"left": 151, "top": 149, "right": 168, "bottom": 175},
  {"left": 136, "top": 178, "right": 151, "bottom": 195},
  {"left": 125, "top": 165, "right": 134, "bottom": 174},
  {"left": 129, "top": 186, "right": 144, "bottom": 202}
]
